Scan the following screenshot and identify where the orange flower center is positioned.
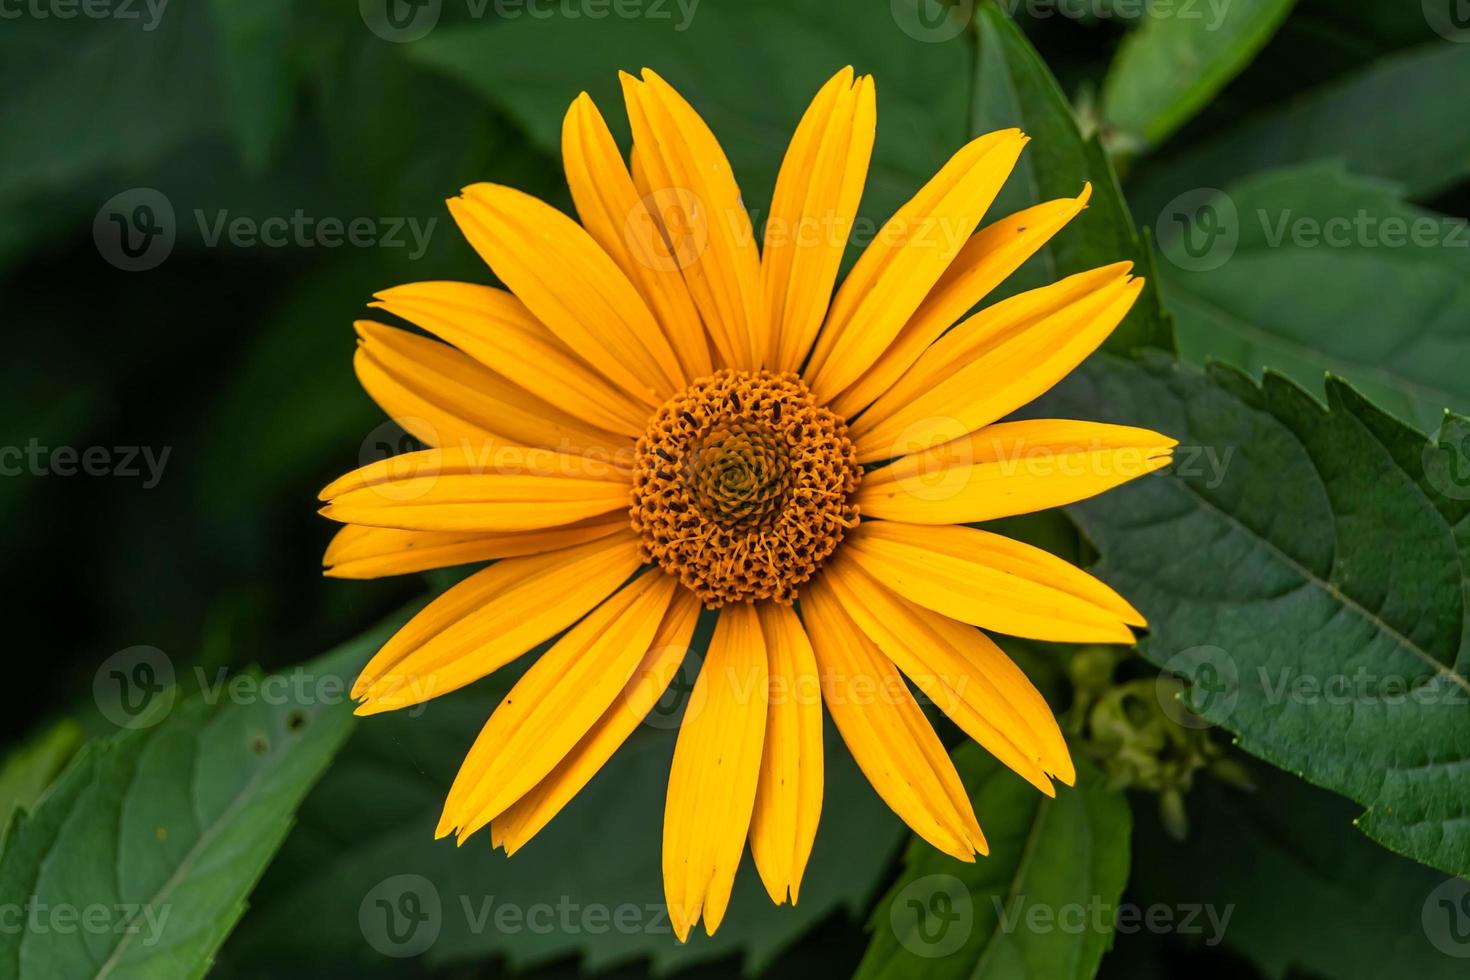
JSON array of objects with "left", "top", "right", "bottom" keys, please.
[{"left": 630, "top": 369, "right": 861, "bottom": 606}]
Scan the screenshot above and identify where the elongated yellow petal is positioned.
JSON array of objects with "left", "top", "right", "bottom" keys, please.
[
  {"left": 351, "top": 532, "right": 642, "bottom": 713},
  {"left": 372, "top": 281, "right": 648, "bottom": 438},
  {"left": 830, "top": 186, "right": 1092, "bottom": 417},
  {"left": 622, "top": 69, "right": 766, "bottom": 369},
  {"left": 844, "top": 521, "right": 1143, "bottom": 644},
  {"left": 353, "top": 322, "right": 503, "bottom": 450},
  {"left": 801, "top": 577, "right": 986, "bottom": 861},
  {"left": 853, "top": 265, "right": 1143, "bottom": 463},
  {"left": 803, "top": 130, "right": 1028, "bottom": 402},
  {"left": 857, "top": 419, "right": 1176, "bottom": 524},
  {"left": 322, "top": 517, "right": 628, "bottom": 579},
  {"left": 821, "top": 554, "right": 1072, "bottom": 788},
  {"left": 563, "top": 93, "right": 713, "bottom": 382},
  {"left": 319, "top": 445, "right": 631, "bottom": 533},
  {"left": 762, "top": 67, "right": 875, "bottom": 374},
  {"left": 440, "top": 572, "right": 679, "bottom": 842},
  {"left": 450, "top": 183, "right": 685, "bottom": 403},
  {"left": 664, "top": 604, "right": 768, "bottom": 941},
  {"left": 491, "top": 588, "right": 702, "bottom": 855},
  {"left": 749, "top": 602, "right": 823, "bottom": 905}
]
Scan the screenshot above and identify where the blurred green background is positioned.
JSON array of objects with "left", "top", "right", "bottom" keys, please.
[{"left": 4, "top": 1, "right": 1468, "bottom": 978}]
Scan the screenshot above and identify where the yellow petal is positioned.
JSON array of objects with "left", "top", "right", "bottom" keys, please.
[
  {"left": 830, "top": 186, "right": 1092, "bottom": 418},
  {"left": 749, "top": 602, "right": 823, "bottom": 905},
  {"left": 622, "top": 69, "right": 766, "bottom": 369},
  {"left": 857, "top": 419, "right": 1176, "bottom": 524},
  {"left": 319, "top": 445, "right": 631, "bottom": 533},
  {"left": 351, "top": 532, "right": 642, "bottom": 713},
  {"left": 321, "top": 517, "right": 628, "bottom": 580},
  {"left": 372, "top": 281, "right": 648, "bottom": 438},
  {"left": 803, "top": 129, "right": 1029, "bottom": 402},
  {"left": 491, "top": 587, "right": 702, "bottom": 854},
  {"left": 663, "top": 604, "right": 768, "bottom": 941},
  {"left": 439, "top": 572, "right": 679, "bottom": 841},
  {"left": 844, "top": 521, "right": 1144, "bottom": 645},
  {"left": 762, "top": 68, "right": 875, "bottom": 374},
  {"left": 821, "top": 553, "right": 1073, "bottom": 787},
  {"left": 450, "top": 183, "right": 685, "bottom": 403},
  {"left": 801, "top": 576, "right": 986, "bottom": 860},
  {"left": 562, "top": 93, "right": 713, "bottom": 382},
  {"left": 852, "top": 264, "right": 1143, "bottom": 463}
]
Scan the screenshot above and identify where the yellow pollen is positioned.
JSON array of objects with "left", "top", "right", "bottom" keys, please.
[{"left": 630, "top": 369, "right": 861, "bottom": 606}]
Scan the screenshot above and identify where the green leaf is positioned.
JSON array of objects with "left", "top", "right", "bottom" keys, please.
[
  {"left": 227, "top": 679, "right": 905, "bottom": 975},
  {"left": 1037, "top": 352, "right": 1470, "bottom": 877},
  {"left": 972, "top": 3, "right": 1174, "bottom": 355},
  {"left": 1100, "top": 0, "right": 1296, "bottom": 149},
  {"left": 1156, "top": 163, "right": 1470, "bottom": 434},
  {"left": 1131, "top": 765, "right": 1470, "bottom": 980},
  {"left": 0, "top": 721, "right": 83, "bottom": 852},
  {"left": 0, "top": 626, "right": 387, "bottom": 979},
  {"left": 205, "top": 0, "right": 296, "bottom": 172},
  {"left": 1129, "top": 41, "right": 1470, "bottom": 218},
  {"left": 855, "top": 746, "right": 1129, "bottom": 980},
  {"left": 405, "top": 0, "right": 971, "bottom": 233}
]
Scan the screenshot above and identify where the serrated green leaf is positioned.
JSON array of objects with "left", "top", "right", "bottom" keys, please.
[
  {"left": 1155, "top": 164, "right": 1470, "bottom": 434},
  {"left": 227, "top": 676, "right": 905, "bottom": 976},
  {"left": 1100, "top": 0, "right": 1296, "bottom": 149},
  {"left": 1129, "top": 41, "right": 1470, "bottom": 218},
  {"left": 1131, "top": 765, "right": 1468, "bottom": 980},
  {"left": 855, "top": 746, "right": 1130, "bottom": 980},
  {"left": 0, "top": 626, "right": 388, "bottom": 980},
  {"left": 1037, "top": 352, "right": 1470, "bottom": 876},
  {"left": 972, "top": 3, "right": 1174, "bottom": 355}
]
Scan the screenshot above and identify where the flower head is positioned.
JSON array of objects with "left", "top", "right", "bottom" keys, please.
[{"left": 320, "top": 66, "right": 1175, "bottom": 942}]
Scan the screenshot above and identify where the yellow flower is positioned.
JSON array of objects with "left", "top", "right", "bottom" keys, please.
[{"left": 319, "top": 67, "right": 1175, "bottom": 942}]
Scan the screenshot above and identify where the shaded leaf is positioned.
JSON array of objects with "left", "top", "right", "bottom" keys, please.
[
  {"left": 1101, "top": 0, "right": 1296, "bottom": 149},
  {"left": 855, "top": 746, "right": 1130, "bottom": 980},
  {"left": 1156, "top": 164, "right": 1470, "bottom": 433}
]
